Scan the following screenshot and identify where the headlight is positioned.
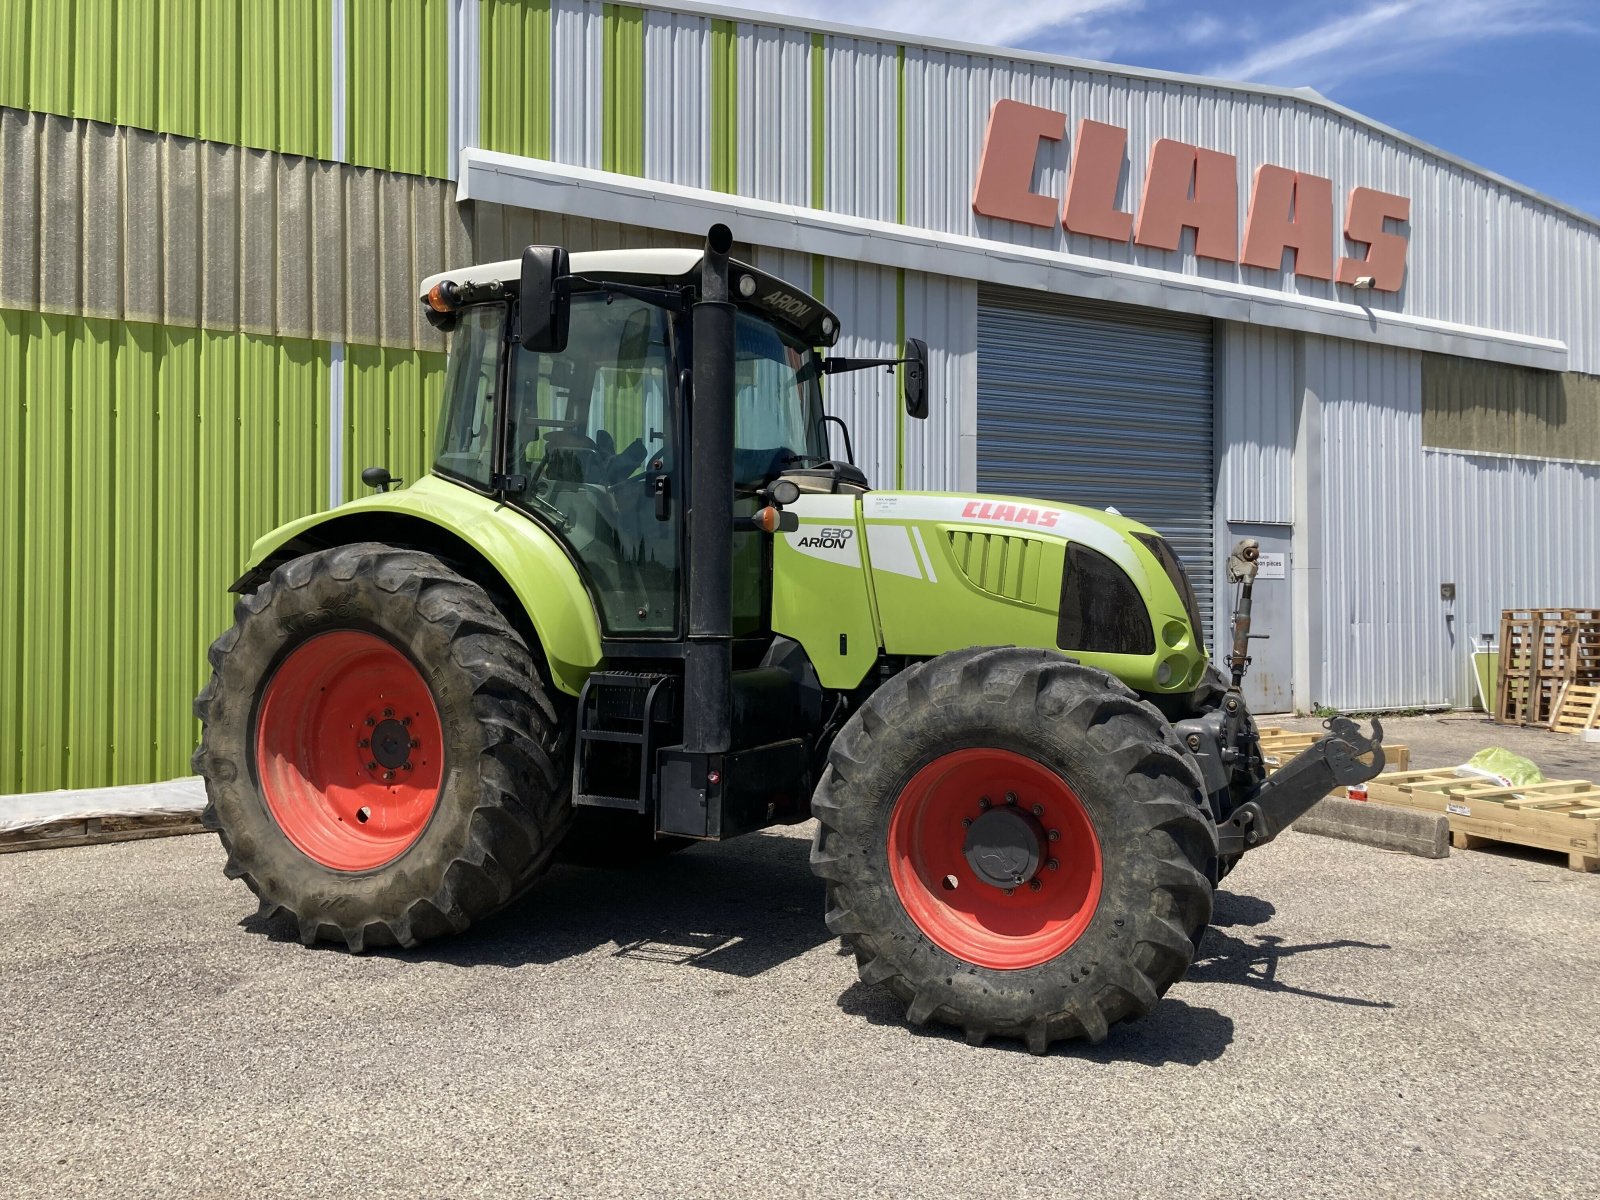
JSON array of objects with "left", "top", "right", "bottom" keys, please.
[
  {"left": 1057, "top": 544, "right": 1155, "bottom": 656},
  {"left": 1134, "top": 533, "right": 1205, "bottom": 639}
]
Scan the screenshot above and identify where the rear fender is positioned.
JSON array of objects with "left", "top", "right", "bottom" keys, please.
[{"left": 236, "top": 477, "right": 603, "bottom": 696}]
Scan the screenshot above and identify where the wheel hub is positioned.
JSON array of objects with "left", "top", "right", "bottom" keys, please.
[
  {"left": 368, "top": 717, "right": 414, "bottom": 770},
  {"left": 962, "top": 805, "right": 1046, "bottom": 889}
]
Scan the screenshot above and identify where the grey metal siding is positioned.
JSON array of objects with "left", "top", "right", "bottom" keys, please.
[
  {"left": 975, "top": 289, "right": 1216, "bottom": 629},
  {"left": 1217, "top": 322, "right": 1296, "bottom": 525},
  {"left": 642, "top": 5, "right": 710, "bottom": 188},
  {"left": 1312, "top": 334, "right": 1600, "bottom": 709},
  {"left": 0, "top": 107, "right": 471, "bottom": 352}
]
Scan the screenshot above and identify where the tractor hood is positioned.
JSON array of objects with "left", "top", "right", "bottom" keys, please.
[{"left": 772, "top": 490, "right": 1209, "bottom": 695}]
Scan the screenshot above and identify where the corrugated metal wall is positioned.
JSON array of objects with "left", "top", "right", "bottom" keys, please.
[
  {"left": 343, "top": 345, "right": 449, "bottom": 501},
  {"left": 479, "top": 0, "right": 553, "bottom": 161},
  {"left": 0, "top": 108, "right": 472, "bottom": 352},
  {"left": 346, "top": 0, "right": 451, "bottom": 179},
  {"left": 1217, "top": 322, "right": 1296, "bottom": 525},
  {"left": 1315, "top": 335, "right": 1600, "bottom": 709},
  {"left": 0, "top": 311, "right": 330, "bottom": 794},
  {"left": 975, "top": 289, "right": 1217, "bottom": 627},
  {"left": 1313, "top": 338, "right": 1447, "bottom": 709},
  {"left": 0, "top": 0, "right": 334, "bottom": 161}
]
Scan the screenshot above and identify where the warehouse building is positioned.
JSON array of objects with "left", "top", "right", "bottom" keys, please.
[{"left": 2, "top": 0, "right": 1598, "bottom": 794}]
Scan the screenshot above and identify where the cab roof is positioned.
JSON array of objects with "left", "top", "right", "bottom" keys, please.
[{"left": 419, "top": 248, "right": 841, "bottom": 348}]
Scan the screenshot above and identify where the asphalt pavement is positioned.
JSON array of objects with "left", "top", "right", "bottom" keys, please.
[{"left": 2, "top": 819, "right": 1596, "bottom": 1198}]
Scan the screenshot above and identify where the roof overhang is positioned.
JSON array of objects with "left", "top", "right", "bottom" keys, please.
[{"left": 459, "top": 147, "right": 1569, "bottom": 373}]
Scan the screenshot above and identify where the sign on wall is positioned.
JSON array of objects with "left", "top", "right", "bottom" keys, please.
[{"left": 972, "top": 99, "right": 1411, "bottom": 292}]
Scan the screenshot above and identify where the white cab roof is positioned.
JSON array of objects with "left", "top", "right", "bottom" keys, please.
[{"left": 419, "top": 249, "right": 705, "bottom": 300}]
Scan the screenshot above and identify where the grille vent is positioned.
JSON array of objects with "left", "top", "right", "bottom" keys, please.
[{"left": 945, "top": 530, "right": 1041, "bottom": 604}]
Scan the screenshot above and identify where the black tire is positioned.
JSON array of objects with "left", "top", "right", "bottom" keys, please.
[
  {"left": 810, "top": 646, "right": 1216, "bottom": 1052},
  {"left": 556, "top": 808, "right": 697, "bottom": 867},
  {"left": 192, "top": 543, "right": 572, "bottom": 951}
]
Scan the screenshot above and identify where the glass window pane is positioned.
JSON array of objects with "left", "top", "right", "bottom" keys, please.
[
  {"left": 733, "top": 311, "right": 827, "bottom": 485},
  {"left": 433, "top": 304, "right": 504, "bottom": 488},
  {"left": 509, "top": 294, "right": 678, "bottom": 635}
]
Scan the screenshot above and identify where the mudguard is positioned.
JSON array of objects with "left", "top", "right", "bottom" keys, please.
[{"left": 238, "top": 476, "right": 603, "bottom": 696}]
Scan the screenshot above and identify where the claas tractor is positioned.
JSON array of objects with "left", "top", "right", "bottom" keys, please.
[{"left": 194, "top": 224, "right": 1384, "bottom": 1052}]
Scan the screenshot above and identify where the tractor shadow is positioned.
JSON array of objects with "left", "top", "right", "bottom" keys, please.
[
  {"left": 1191, "top": 889, "right": 1396, "bottom": 1011},
  {"left": 835, "top": 888, "right": 1393, "bottom": 1062},
  {"left": 247, "top": 827, "right": 833, "bottom": 978}
]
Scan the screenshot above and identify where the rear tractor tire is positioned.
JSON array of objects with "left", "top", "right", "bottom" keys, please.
[
  {"left": 193, "top": 543, "right": 572, "bottom": 950},
  {"left": 810, "top": 647, "right": 1215, "bottom": 1052}
]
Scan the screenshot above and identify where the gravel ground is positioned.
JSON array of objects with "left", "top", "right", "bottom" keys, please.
[
  {"left": 1267, "top": 711, "right": 1600, "bottom": 778},
  {"left": 2, "top": 819, "right": 1596, "bottom": 1199}
]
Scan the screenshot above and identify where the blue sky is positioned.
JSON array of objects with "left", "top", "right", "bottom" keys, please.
[{"left": 744, "top": 0, "right": 1600, "bottom": 218}]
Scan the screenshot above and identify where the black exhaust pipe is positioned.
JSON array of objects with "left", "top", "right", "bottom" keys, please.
[{"left": 683, "top": 224, "right": 736, "bottom": 755}]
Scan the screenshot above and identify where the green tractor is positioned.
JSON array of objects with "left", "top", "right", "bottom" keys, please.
[{"left": 194, "top": 224, "right": 1383, "bottom": 1051}]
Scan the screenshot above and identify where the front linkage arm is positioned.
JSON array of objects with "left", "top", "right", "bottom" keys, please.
[{"left": 1215, "top": 716, "right": 1386, "bottom": 855}]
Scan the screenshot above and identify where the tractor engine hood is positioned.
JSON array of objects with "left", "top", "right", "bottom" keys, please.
[{"left": 771, "top": 490, "right": 1210, "bottom": 696}]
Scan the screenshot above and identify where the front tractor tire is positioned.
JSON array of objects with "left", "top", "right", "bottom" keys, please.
[
  {"left": 193, "top": 543, "right": 572, "bottom": 951},
  {"left": 810, "top": 648, "right": 1215, "bottom": 1052}
]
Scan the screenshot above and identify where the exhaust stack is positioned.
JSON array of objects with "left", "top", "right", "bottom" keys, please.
[{"left": 683, "top": 224, "right": 736, "bottom": 755}]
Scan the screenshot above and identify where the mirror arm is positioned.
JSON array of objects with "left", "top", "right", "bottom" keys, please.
[{"left": 821, "top": 355, "right": 918, "bottom": 376}]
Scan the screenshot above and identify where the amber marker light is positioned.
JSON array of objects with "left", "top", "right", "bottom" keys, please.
[
  {"left": 753, "top": 506, "right": 783, "bottom": 533},
  {"left": 426, "top": 281, "right": 459, "bottom": 313}
]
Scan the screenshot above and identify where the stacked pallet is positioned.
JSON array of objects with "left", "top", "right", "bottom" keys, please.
[{"left": 1495, "top": 608, "right": 1600, "bottom": 726}]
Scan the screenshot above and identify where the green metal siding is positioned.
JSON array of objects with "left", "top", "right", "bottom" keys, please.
[
  {"left": 479, "top": 0, "right": 552, "bottom": 161},
  {"left": 0, "top": 0, "right": 333, "bottom": 160},
  {"left": 602, "top": 4, "right": 643, "bottom": 176},
  {"left": 0, "top": 312, "right": 330, "bottom": 794},
  {"left": 345, "top": 0, "right": 449, "bottom": 178},
  {"left": 710, "top": 18, "right": 737, "bottom": 193},
  {"left": 343, "top": 344, "right": 448, "bottom": 503}
]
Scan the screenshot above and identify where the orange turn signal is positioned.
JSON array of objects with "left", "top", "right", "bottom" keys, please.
[
  {"left": 426, "top": 281, "right": 459, "bottom": 313},
  {"left": 752, "top": 506, "right": 782, "bottom": 533}
]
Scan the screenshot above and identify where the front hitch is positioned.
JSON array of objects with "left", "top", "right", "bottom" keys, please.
[{"left": 1217, "top": 716, "right": 1386, "bottom": 855}]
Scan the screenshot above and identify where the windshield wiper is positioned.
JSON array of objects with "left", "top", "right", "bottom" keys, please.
[{"left": 563, "top": 277, "right": 689, "bottom": 313}]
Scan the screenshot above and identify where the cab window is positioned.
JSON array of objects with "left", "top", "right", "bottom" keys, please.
[
  {"left": 507, "top": 293, "right": 677, "bottom": 635},
  {"left": 433, "top": 304, "right": 505, "bottom": 489}
]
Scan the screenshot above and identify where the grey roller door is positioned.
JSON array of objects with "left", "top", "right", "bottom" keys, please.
[{"left": 976, "top": 289, "right": 1216, "bottom": 636}]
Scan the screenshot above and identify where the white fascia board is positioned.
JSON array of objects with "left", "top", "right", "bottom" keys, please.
[{"left": 459, "top": 149, "right": 1569, "bottom": 372}]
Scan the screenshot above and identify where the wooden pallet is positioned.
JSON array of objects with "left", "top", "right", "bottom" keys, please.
[
  {"left": 0, "top": 812, "right": 208, "bottom": 854},
  {"left": 1495, "top": 608, "right": 1600, "bottom": 725},
  {"left": 1361, "top": 769, "right": 1600, "bottom": 873},
  {"left": 1258, "top": 728, "right": 1410, "bottom": 774},
  {"left": 1551, "top": 683, "right": 1600, "bottom": 737}
]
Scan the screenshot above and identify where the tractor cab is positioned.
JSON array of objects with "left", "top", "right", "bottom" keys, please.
[{"left": 420, "top": 249, "right": 894, "bottom": 640}]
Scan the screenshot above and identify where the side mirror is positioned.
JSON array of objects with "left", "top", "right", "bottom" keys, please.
[
  {"left": 903, "top": 337, "right": 929, "bottom": 420},
  {"left": 519, "top": 245, "right": 571, "bottom": 352},
  {"left": 360, "top": 465, "right": 398, "bottom": 493}
]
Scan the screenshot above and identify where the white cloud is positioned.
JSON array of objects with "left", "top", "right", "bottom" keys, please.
[{"left": 1205, "top": 0, "right": 1593, "bottom": 89}]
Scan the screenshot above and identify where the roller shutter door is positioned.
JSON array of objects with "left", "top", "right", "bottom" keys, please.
[{"left": 976, "top": 290, "right": 1216, "bottom": 636}]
